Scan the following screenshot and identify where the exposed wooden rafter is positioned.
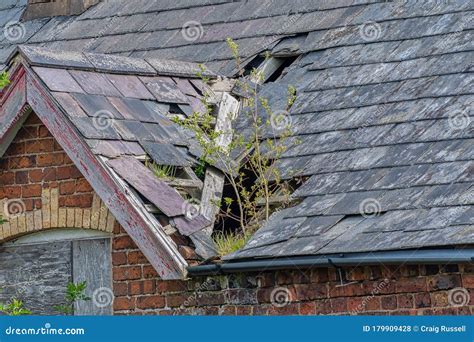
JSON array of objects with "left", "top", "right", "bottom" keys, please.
[{"left": 200, "top": 92, "right": 240, "bottom": 236}]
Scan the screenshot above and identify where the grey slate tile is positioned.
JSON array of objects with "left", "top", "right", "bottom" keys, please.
[
  {"left": 107, "top": 97, "right": 159, "bottom": 123},
  {"left": 69, "top": 70, "right": 122, "bottom": 97},
  {"left": 146, "top": 58, "right": 216, "bottom": 78},
  {"left": 72, "top": 93, "right": 123, "bottom": 119},
  {"left": 52, "top": 92, "right": 88, "bottom": 118},
  {"left": 69, "top": 117, "right": 121, "bottom": 140},
  {"left": 85, "top": 52, "right": 156, "bottom": 75},
  {"left": 106, "top": 74, "right": 155, "bottom": 100},
  {"left": 142, "top": 78, "right": 189, "bottom": 104},
  {"left": 113, "top": 120, "right": 154, "bottom": 142},
  {"left": 33, "top": 67, "right": 84, "bottom": 93},
  {"left": 107, "top": 156, "right": 186, "bottom": 218},
  {"left": 140, "top": 141, "right": 194, "bottom": 167},
  {"left": 294, "top": 215, "right": 345, "bottom": 237},
  {"left": 20, "top": 45, "right": 93, "bottom": 69}
]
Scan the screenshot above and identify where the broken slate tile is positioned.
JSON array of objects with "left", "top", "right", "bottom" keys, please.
[
  {"left": 142, "top": 78, "right": 189, "bottom": 104},
  {"left": 141, "top": 141, "right": 194, "bottom": 167},
  {"left": 107, "top": 156, "right": 186, "bottom": 217}
]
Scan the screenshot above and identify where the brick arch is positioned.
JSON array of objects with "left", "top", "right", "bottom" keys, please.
[{"left": 0, "top": 113, "right": 115, "bottom": 243}]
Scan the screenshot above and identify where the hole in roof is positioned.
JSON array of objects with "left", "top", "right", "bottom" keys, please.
[
  {"left": 243, "top": 55, "right": 267, "bottom": 76},
  {"left": 265, "top": 55, "right": 299, "bottom": 83},
  {"left": 212, "top": 159, "right": 305, "bottom": 237}
]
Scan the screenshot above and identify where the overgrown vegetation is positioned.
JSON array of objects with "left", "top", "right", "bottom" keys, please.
[
  {"left": 54, "top": 281, "right": 91, "bottom": 315},
  {"left": 213, "top": 231, "right": 252, "bottom": 256},
  {"left": 0, "top": 71, "right": 10, "bottom": 89},
  {"left": 176, "top": 38, "right": 299, "bottom": 255},
  {"left": 145, "top": 158, "right": 178, "bottom": 179},
  {"left": 0, "top": 282, "right": 91, "bottom": 316},
  {"left": 0, "top": 298, "right": 31, "bottom": 316}
]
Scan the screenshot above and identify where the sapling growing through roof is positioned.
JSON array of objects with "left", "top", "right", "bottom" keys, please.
[{"left": 175, "top": 38, "right": 301, "bottom": 254}]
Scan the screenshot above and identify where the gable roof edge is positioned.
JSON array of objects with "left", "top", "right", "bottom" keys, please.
[{"left": 0, "top": 58, "right": 188, "bottom": 279}]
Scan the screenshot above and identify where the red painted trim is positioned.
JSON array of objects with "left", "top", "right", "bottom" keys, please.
[{"left": 0, "top": 67, "right": 28, "bottom": 148}]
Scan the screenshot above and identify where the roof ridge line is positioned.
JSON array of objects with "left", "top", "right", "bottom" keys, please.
[{"left": 12, "top": 45, "right": 219, "bottom": 79}]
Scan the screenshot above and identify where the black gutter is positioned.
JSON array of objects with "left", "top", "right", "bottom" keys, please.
[{"left": 187, "top": 249, "right": 474, "bottom": 276}]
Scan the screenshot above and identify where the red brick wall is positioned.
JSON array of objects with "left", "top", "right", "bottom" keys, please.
[
  {"left": 113, "top": 225, "right": 474, "bottom": 315},
  {"left": 0, "top": 113, "right": 107, "bottom": 240}
]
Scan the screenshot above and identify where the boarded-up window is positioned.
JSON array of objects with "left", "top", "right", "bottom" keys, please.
[{"left": 0, "top": 229, "right": 112, "bottom": 315}]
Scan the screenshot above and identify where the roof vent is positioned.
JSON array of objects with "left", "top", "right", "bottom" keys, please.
[{"left": 23, "top": 0, "right": 99, "bottom": 20}]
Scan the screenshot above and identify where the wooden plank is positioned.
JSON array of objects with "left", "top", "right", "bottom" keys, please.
[
  {"left": 0, "top": 199, "right": 5, "bottom": 240},
  {"left": 251, "top": 57, "right": 285, "bottom": 84},
  {"left": 50, "top": 187, "right": 59, "bottom": 227},
  {"left": 200, "top": 93, "right": 240, "bottom": 234},
  {"left": 27, "top": 71, "right": 186, "bottom": 279},
  {"left": 2, "top": 221, "right": 11, "bottom": 241},
  {"left": 0, "top": 65, "right": 28, "bottom": 159},
  {"left": 72, "top": 239, "right": 112, "bottom": 315},
  {"left": 42, "top": 188, "right": 51, "bottom": 229},
  {"left": 165, "top": 178, "right": 203, "bottom": 190}
]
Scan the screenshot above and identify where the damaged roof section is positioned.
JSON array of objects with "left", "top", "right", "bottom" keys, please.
[
  {"left": 1, "top": 45, "right": 235, "bottom": 276},
  {"left": 1, "top": 0, "right": 473, "bottom": 268}
]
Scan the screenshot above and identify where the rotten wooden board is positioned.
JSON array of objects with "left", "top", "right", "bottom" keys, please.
[
  {"left": 200, "top": 92, "right": 240, "bottom": 234},
  {"left": 73, "top": 238, "right": 112, "bottom": 315}
]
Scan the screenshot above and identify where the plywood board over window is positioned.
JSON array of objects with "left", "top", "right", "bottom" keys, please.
[{"left": 0, "top": 229, "right": 112, "bottom": 315}]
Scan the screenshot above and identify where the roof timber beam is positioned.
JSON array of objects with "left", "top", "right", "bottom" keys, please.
[
  {"left": 200, "top": 92, "right": 240, "bottom": 236},
  {"left": 250, "top": 57, "right": 285, "bottom": 84}
]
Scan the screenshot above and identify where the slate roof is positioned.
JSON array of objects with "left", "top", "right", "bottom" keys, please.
[
  {"left": 0, "top": 0, "right": 473, "bottom": 262},
  {"left": 1, "top": 45, "right": 226, "bottom": 277}
]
